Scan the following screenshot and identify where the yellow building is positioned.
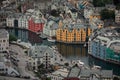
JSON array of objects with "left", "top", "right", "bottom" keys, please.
[
  {"left": 56, "top": 24, "right": 88, "bottom": 43},
  {"left": 87, "top": 28, "right": 92, "bottom": 36},
  {"left": 56, "top": 19, "right": 96, "bottom": 44},
  {"left": 89, "top": 13, "right": 101, "bottom": 21}
]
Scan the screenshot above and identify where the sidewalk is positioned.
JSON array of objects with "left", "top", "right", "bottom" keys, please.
[{"left": 10, "top": 44, "right": 36, "bottom": 79}]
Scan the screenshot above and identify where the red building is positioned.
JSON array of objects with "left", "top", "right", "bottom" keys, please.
[{"left": 28, "top": 17, "right": 44, "bottom": 33}]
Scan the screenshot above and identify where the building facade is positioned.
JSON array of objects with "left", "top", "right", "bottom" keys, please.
[
  {"left": 6, "top": 13, "right": 22, "bottom": 28},
  {"left": 43, "top": 20, "right": 58, "bottom": 37},
  {"left": 89, "top": 13, "right": 101, "bottom": 21},
  {"left": 56, "top": 27, "right": 87, "bottom": 43},
  {"left": 28, "top": 10, "right": 45, "bottom": 33},
  {"left": 56, "top": 20, "right": 92, "bottom": 44},
  {"left": 28, "top": 45, "right": 66, "bottom": 70},
  {"left": 6, "top": 15, "right": 15, "bottom": 27},
  {"left": 115, "top": 10, "right": 120, "bottom": 24},
  {"left": 88, "top": 28, "right": 120, "bottom": 64},
  {"left": 0, "top": 10, "right": 12, "bottom": 26},
  {"left": 0, "top": 29, "right": 9, "bottom": 53},
  {"left": 18, "top": 15, "right": 29, "bottom": 29}
]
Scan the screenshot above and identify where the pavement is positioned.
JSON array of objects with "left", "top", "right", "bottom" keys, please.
[
  {"left": 10, "top": 44, "right": 36, "bottom": 79},
  {"left": 0, "top": 76, "right": 31, "bottom": 80}
]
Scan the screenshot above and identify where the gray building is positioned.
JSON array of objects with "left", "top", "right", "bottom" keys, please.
[{"left": 0, "top": 29, "right": 9, "bottom": 53}]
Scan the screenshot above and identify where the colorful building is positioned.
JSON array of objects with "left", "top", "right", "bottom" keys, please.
[
  {"left": 88, "top": 28, "right": 120, "bottom": 64},
  {"left": 89, "top": 13, "right": 101, "bottom": 21},
  {"left": 56, "top": 20, "right": 92, "bottom": 44},
  {"left": 28, "top": 18, "right": 44, "bottom": 33},
  {"left": 28, "top": 10, "right": 45, "bottom": 33}
]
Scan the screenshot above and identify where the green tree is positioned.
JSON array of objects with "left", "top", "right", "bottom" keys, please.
[
  {"left": 116, "top": 4, "right": 120, "bottom": 10},
  {"left": 93, "top": 0, "right": 113, "bottom": 7},
  {"left": 9, "top": 34, "right": 17, "bottom": 42},
  {"left": 17, "top": 4, "right": 22, "bottom": 12},
  {"left": 100, "top": 9, "right": 115, "bottom": 20},
  {"left": 46, "top": 77, "right": 51, "bottom": 80},
  {"left": 38, "top": 63, "right": 45, "bottom": 69},
  {"left": 113, "top": 76, "right": 120, "bottom": 80},
  {"left": 64, "top": 62, "right": 69, "bottom": 66}
]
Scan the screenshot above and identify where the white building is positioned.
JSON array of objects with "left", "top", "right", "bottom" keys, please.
[
  {"left": 0, "top": 53, "right": 19, "bottom": 76},
  {"left": 18, "top": 15, "right": 30, "bottom": 29},
  {"left": 47, "top": 68, "right": 69, "bottom": 80},
  {"left": 84, "top": 8, "right": 93, "bottom": 19},
  {"left": 115, "top": 10, "right": 120, "bottom": 24},
  {"left": 0, "top": 29, "right": 9, "bottom": 53},
  {"left": 28, "top": 45, "right": 66, "bottom": 71},
  {"left": 6, "top": 15, "right": 15, "bottom": 27},
  {"left": 43, "top": 20, "right": 58, "bottom": 37},
  {"left": 6, "top": 13, "right": 22, "bottom": 27}
]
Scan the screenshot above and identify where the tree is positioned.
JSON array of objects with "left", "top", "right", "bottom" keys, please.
[
  {"left": 17, "top": 4, "right": 22, "bottom": 12},
  {"left": 50, "top": 9, "right": 60, "bottom": 17},
  {"left": 116, "top": 4, "right": 120, "bottom": 10},
  {"left": 9, "top": 34, "right": 17, "bottom": 42},
  {"left": 64, "top": 62, "right": 69, "bottom": 66},
  {"left": 100, "top": 9, "right": 115, "bottom": 20},
  {"left": 113, "top": 76, "right": 120, "bottom": 80},
  {"left": 38, "top": 63, "right": 45, "bottom": 69},
  {"left": 93, "top": 0, "right": 113, "bottom": 7},
  {"left": 46, "top": 77, "right": 51, "bottom": 80}
]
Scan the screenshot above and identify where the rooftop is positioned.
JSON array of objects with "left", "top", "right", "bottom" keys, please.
[
  {"left": 68, "top": 66, "right": 81, "bottom": 77},
  {"left": 0, "top": 29, "right": 9, "bottom": 38},
  {"left": 30, "top": 45, "right": 54, "bottom": 58},
  {"left": 89, "top": 27, "right": 120, "bottom": 52},
  {"left": 51, "top": 68, "right": 69, "bottom": 78},
  {"left": 80, "top": 68, "right": 113, "bottom": 78}
]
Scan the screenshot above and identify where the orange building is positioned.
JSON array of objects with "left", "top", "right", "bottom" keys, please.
[
  {"left": 56, "top": 24, "right": 88, "bottom": 44},
  {"left": 89, "top": 13, "right": 101, "bottom": 21}
]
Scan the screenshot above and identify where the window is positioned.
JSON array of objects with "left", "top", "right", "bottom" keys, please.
[
  {"left": 3, "top": 40, "right": 5, "bottom": 42},
  {"left": 6, "top": 47, "right": 8, "bottom": 49}
]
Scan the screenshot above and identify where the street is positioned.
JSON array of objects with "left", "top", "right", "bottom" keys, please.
[{"left": 10, "top": 44, "right": 36, "bottom": 79}]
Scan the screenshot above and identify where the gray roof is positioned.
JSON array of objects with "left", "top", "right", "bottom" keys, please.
[
  {"left": 7, "top": 13, "right": 23, "bottom": 19},
  {"left": 62, "top": 23, "right": 87, "bottom": 31},
  {"left": 80, "top": 68, "right": 113, "bottom": 78},
  {"left": 80, "top": 69, "right": 91, "bottom": 77},
  {"left": 68, "top": 66, "right": 81, "bottom": 77},
  {"left": 0, "top": 29, "right": 9, "bottom": 38},
  {"left": 0, "top": 54, "right": 4, "bottom": 62},
  {"left": 30, "top": 45, "right": 54, "bottom": 58},
  {"left": 45, "top": 21, "right": 58, "bottom": 30},
  {"left": 101, "top": 70, "right": 113, "bottom": 78}
]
